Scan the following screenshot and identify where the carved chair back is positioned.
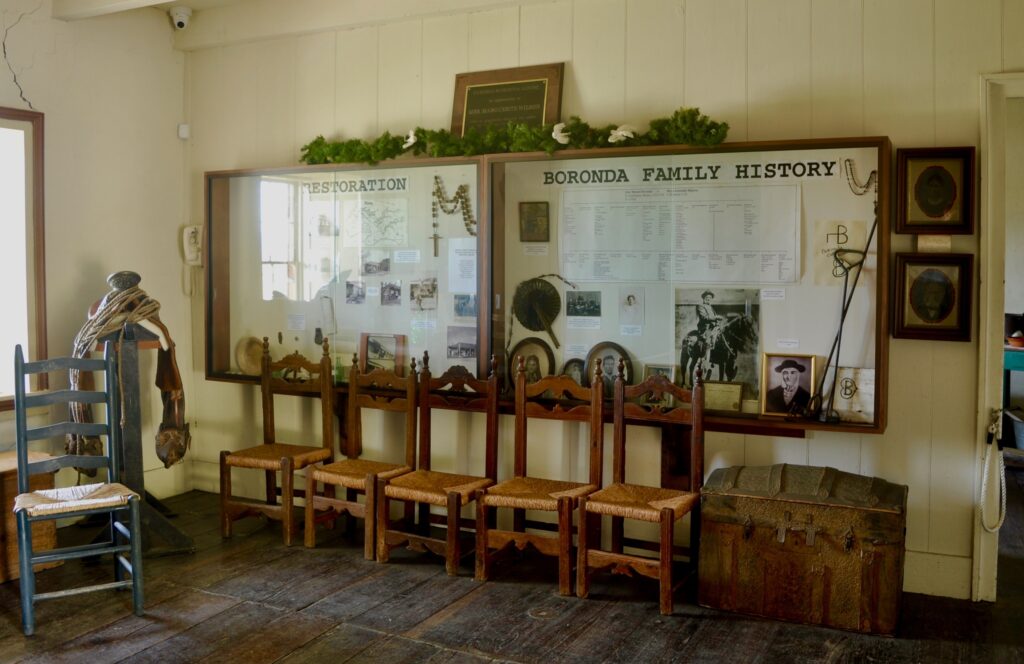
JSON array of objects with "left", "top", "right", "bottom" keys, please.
[
  {"left": 260, "top": 337, "right": 333, "bottom": 452},
  {"left": 346, "top": 354, "right": 418, "bottom": 467}
]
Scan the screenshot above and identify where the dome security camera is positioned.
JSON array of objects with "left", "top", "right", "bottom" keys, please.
[{"left": 169, "top": 6, "right": 192, "bottom": 30}]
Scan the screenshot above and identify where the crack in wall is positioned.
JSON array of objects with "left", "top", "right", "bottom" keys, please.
[{"left": 2, "top": 2, "right": 43, "bottom": 111}]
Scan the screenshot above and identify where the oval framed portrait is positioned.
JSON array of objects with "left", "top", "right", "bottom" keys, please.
[
  {"left": 585, "top": 341, "right": 633, "bottom": 396},
  {"left": 560, "top": 357, "right": 587, "bottom": 385},
  {"left": 893, "top": 253, "right": 973, "bottom": 341},
  {"left": 895, "top": 146, "right": 975, "bottom": 234},
  {"left": 507, "top": 337, "right": 555, "bottom": 386}
]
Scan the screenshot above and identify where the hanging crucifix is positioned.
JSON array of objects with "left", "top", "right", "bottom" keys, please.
[{"left": 430, "top": 175, "right": 477, "bottom": 257}]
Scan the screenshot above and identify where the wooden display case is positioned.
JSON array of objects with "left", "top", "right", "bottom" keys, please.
[
  {"left": 488, "top": 138, "right": 890, "bottom": 434},
  {"left": 205, "top": 157, "right": 487, "bottom": 382},
  {"left": 204, "top": 138, "right": 890, "bottom": 436}
]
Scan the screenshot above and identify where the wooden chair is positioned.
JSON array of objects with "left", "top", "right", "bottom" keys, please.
[
  {"left": 220, "top": 338, "right": 334, "bottom": 546},
  {"left": 304, "top": 356, "right": 416, "bottom": 559},
  {"left": 576, "top": 361, "right": 705, "bottom": 615},
  {"left": 475, "top": 357, "right": 604, "bottom": 595},
  {"left": 376, "top": 353, "right": 499, "bottom": 575},
  {"left": 13, "top": 343, "right": 143, "bottom": 636}
]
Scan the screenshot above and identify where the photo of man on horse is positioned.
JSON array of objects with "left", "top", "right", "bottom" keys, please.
[{"left": 675, "top": 288, "right": 760, "bottom": 396}]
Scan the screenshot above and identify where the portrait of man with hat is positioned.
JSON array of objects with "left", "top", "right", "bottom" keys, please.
[
  {"left": 763, "top": 355, "right": 815, "bottom": 415},
  {"left": 696, "top": 290, "right": 722, "bottom": 340}
]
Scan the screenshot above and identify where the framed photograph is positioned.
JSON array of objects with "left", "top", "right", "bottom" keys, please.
[
  {"left": 518, "top": 201, "right": 550, "bottom": 242},
  {"left": 642, "top": 364, "right": 676, "bottom": 407},
  {"left": 410, "top": 276, "right": 438, "bottom": 311},
  {"left": 893, "top": 253, "right": 973, "bottom": 341},
  {"left": 359, "top": 333, "right": 408, "bottom": 376},
  {"left": 360, "top": 249, "right": 391, "bottom": 275},
  {"left": 760, "top": 353, "right": 817, "bottom": 417},
  {"left": 895, "top": 147, "right": 975, "bottom": 234},
  {"left": 585, "top": 341, "right": 633, "bottom": 395},
  {"left": 675, "top": 288, "right": 761, "bottom": 393},
  {"left": 703, "top": 381, "right": 744, "bottom": 413},
  {"left": 507, "top": 337, "right": 555, "bottom": 385},
  {"left": 451, "top": 62, "right": 564, "bottom": 136},
  {"left": 560, "top": 357, "right": 587, "bottom": 385}
]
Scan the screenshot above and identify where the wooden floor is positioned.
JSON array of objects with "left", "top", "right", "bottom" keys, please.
[{"left": 1, "top": 472, "right": 1023, "bottom": 664}]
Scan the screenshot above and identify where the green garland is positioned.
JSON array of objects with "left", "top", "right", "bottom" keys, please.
[{"left": 299, "top": 107, "right": 729, "bottom": 165}]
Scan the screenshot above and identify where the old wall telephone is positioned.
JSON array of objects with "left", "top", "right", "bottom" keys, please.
[{"left": 182, "top": 225, "right": 202, "bottom": 266}]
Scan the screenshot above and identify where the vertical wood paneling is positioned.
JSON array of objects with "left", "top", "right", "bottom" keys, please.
[
  {"left": 810, "top": 0, "right": 863, "bottom": 137},
  {"left": 705, "top": 431, "right": 744, "bottom": 476},
  {"left": 747, "top": 0, "right": 811, "bottom": 140},
  {"left": 335, "top": 27, "right": 380, "bottom": 138},
  {"left": 379, "top": 21, "right": 423, "bottom": 132},
  {"left": 934, "top": 0, "right": 1001, "bottom": 144},
  {"left": 422, "top": 14, "right": 469, "bottom": 130},
  {"left": 294, "top": 32, "right": 336, "bottom": 154},
  {"left": 624, "top": 0, "right": 685, "bottom": 128},
  {"left": 868, "top": 340, "right": 933, "bottom": 551},
  {"left": 1004, "top": 0, "right": 1024, "bottom": 69},
  {"left": 569, "top": 0, "right": 626, "bottom": 124},
  {"left": 468, "top": 6, "right": 520, "bottom": 71},
  {"left": 684, "top": 0, "right": 747, "bottom": 141},
  {"left": 520, "top": 0, "right": 573, "bottom": 66},
  {"left": 863, "top": 0, "right": 934, "bottom": 145},
  {"left": 807, "top": 431, "right": 861, "bottom": 473},
  {"left": 744, "top": 435, "right": 808, "bottom": 467},
  {"left": 928, "top": 342, "right": 977, "bottom": 556}
]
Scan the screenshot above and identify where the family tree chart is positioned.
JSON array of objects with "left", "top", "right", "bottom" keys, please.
[{"left": 559, "top": 184, "right": 800, "bottom": 284}]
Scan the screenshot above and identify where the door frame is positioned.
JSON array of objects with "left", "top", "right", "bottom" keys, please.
[{"left": 974, "top": 73, "right": 1024, "bottom": 601}]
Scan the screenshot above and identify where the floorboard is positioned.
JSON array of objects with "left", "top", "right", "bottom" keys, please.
[{"left": 0, "top": 480, "right": 1020, "bottom": 663}]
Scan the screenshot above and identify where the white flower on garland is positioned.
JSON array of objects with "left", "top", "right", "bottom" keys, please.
[
  {"left": 551, "top": 122, "right": 570, "bottom": 145},
  {"left": 402, "top": 129, "right": 417, "bottom": 149},
  {"left": 608, "top": 124, "right": 637, "bottom": 143}
]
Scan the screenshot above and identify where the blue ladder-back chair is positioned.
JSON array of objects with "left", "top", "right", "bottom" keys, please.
[{"left": 13, "top": 343, "right": 143, "bottom": 636}]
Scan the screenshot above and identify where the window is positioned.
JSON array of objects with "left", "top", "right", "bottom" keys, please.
[{"left": 0, "top": 107, "right": 46, "bottom": 404}]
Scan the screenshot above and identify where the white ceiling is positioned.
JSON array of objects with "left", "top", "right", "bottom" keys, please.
[{"left": 52, "top": 0, "right": 249, "bottom": 21}]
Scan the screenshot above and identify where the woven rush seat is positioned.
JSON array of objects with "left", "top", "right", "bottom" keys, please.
[
  {"left": 482, "top": 476, "right": 597, "bottom": 511},
  {"left": 584, "top": 483, "right": 699, "bottom": 522},
  {"left": 14, "top": 482, "right": 138, "bottom": 518},
  {"left": 226, "top": 443, "right": 331, "bottom": 470},
  {"left": 312, "top": 458, "right": 411, "bottom": 490},
  {"left": 384, "top": 469, "right": 493, "bottom": 507}
]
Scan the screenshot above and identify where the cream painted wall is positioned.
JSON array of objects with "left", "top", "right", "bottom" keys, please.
[
  {"left": 179, "top": 0, "right": 1024, "bottom": 600},
  {"left": 0, "top": 1, "right": 190, "bottom": 498}
]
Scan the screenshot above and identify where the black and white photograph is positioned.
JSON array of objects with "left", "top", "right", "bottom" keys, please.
[
  {"left": 642, "top": 364, "right": 676, "bottom": 406},
  {"left": 619, "top": 286, "right": 645, "bottom": 327},
  {"left": 410, "top": 276, "right": 438, "bottom": 311},
  {"left": 585, "top": 341, "right": 632, "bottom": 395},
  {"left": 345, "top": 280, "right": 365, "bottom": 304},
  {"left": 675, "top": 288, "right": 760, "bottom": 397},
  {"left": 359, "top": 333, "right": 407, "bottom": 376},
  {"left": 446, "top": 326, "right": 477, "bottom": 359},
  {"left": 566, "top": 290, "right": 602, "bottom": 317},
  {"left": 507, "top": 337, "right": 555, "bottom": 386},
  {"left": 760, "top": 353, "right": 817, "bottom": 416},
  {"left": 360, "top": 249, "right": 391, "bottom": 275},
  {"left": 380, "top": 280, "right": 402, "bottom": 306},
  {"left": 560, "top": 357, "right": 587, "bottom": 385},
  {"left": 454, "top": 293, "right": 478, "bottom": 318}
]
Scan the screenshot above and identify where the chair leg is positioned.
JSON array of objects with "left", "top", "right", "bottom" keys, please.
[
  {"left": 689, "top": 503, "right": 701, "bottom": 576},
  {"left": 265, "top": 468, "right": 277, "bottom": 506},
  {"left": 611, "top": 515, "right": 624, "bottom": 554},
  {"left": 129, "top": 497, "right": 145, "bottom": 616},
  {"left": 659, "top": 508, "right": 674, "bottom": 616},
  {"left": 418, "top": 502, "right": 431, "bottom": 535},
  {"left": 364, "top": 473, "right": 377, "bottom": 561},
  {"left": 219, "top": 451, "right": 232, "bottom": 538},
  {"left": 304, "top": 465, "right": 317, "bottom": 548},
  {"left": 475, "top": 490, "right": 489, "bottom": 582},
  {"left": 576, "top": 497, "right": 590, "bottom": 599},
  {"left": 281, "top": 457, "right": 294, "bottom": 547},
  {"left": 112, "top": 512, "right": 124, "bottom": 583},
  {"left": 17, "top": 511, "right": 35, "bottom": 636},
  {"left": 376, "top": 478, "right": 390, "bottom": 564},
  {"left": 446, "top": 492, "right": 460, "bottom": 577},
  {"left": 557, "top": 496, "right": 573, "bottom": 597}
]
